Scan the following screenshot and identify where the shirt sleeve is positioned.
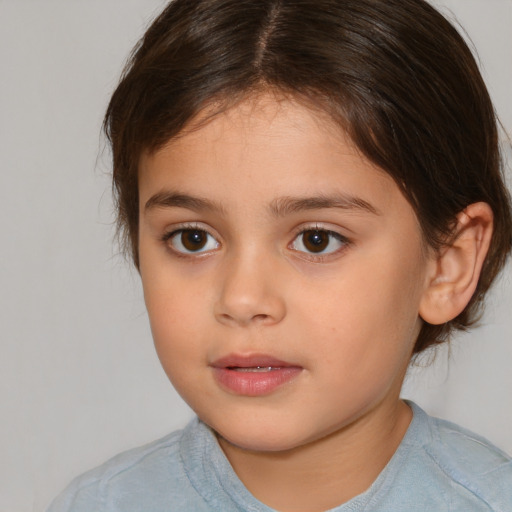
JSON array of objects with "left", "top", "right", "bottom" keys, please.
[{"left": 46, "top": 477, "right": 102, "bottom": 512}]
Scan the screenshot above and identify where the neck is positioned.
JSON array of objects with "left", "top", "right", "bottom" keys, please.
[{"left": 217, "top": 399, "right": 412, "bottom": 512}]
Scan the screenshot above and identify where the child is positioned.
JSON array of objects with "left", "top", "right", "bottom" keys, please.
[{"left": 48, "top": 0, "right": 512, "bottom": 510}]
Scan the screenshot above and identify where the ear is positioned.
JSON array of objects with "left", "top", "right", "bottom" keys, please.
[{"left": 419, "top": 202, "right": 493, "bottom": 325}]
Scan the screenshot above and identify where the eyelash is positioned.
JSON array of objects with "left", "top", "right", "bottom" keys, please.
[
  {"left": 161, "top": 223, "right": 219, "bottom": 257},
  {"left": 161, "top": 224, "right": 351, "bottom": 260},
  {"left": 289, "top": 226, "right": 351, "bottom": 260}
]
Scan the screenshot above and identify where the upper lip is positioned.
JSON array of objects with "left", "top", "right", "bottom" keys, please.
[{"left": 210, "top": 353, "right": 300, "bottom": 369}]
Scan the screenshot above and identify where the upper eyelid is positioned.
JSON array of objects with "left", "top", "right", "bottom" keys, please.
[
  {"left": 291, "top": 223, "right": 350, "bottom": 240},
  {"left": 162, "top": 222, "right": 218, "bottom": 239},
  {"left": 159, "top": 222, "right": 350, "bottom": 244},
  {"left": 290, "top": 229, "right": 349, "bottom": 246},
  {"left": 161, "top": 224, "right": 349, "bottom": 240}
]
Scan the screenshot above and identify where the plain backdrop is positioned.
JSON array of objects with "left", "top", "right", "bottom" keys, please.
[{"left": 0, "top": 1, "right": 510, "bottom": 511}]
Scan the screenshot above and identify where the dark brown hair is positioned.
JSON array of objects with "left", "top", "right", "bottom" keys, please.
[{"left": 104, "top": 0, "right": 512, "bottom": 353}]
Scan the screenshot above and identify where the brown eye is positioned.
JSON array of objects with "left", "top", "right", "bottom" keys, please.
[
  {"left": 302, "top": 230, "right": 329, "bottom": 253},
  {"left": 181, "top": 230, "right": 207, "bottom": 251},
  {"left": 291, "top": 229, "right": 347, "bottom": 255},
  {"left": 168, "top": 229, "right": 219, "bottom": 254}
]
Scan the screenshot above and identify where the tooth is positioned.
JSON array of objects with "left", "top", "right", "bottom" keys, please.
[{"left": 235, "top": 366, "right": 276, "bottom": 373}]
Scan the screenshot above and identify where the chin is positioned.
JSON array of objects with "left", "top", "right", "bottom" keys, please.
[
  {"left": 206, "top": 413, "right": 322, "bottom": 453},
  {"left": 218, "top": 429, "right": 302, "bottom": 453}
]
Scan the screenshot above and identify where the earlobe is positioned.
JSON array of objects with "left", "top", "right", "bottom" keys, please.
[{"left": 419, "top": 202, "right": 493, "bottom": 325}]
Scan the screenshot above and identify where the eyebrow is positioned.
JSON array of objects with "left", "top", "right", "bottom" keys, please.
[
  {"left": 144, "top": 191, "right": 380, "bottom": 217},
  {"left": 144, "top": 192, "right": 225, "bottom": 214},
  {"left": 269, "top": 194, "right": 380, "bottom": 217}
]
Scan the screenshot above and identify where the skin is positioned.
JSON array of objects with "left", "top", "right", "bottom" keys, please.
[{"left": 137, "top": 94, "right": 442, "bottom": 511}]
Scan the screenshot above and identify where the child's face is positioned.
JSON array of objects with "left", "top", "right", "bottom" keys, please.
[{"left": 138, "top": 94, "right": 433, "bottom": 453}]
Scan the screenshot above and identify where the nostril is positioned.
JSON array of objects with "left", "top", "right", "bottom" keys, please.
[
  {"left": 218, "top": 312, "right": 270, "bottom": 325},
  {"left": 215, "top": 303, "right": 285, "bottom": 327},
  {"left": 253, "top": 313, "right": 271, "bottom": 322}
]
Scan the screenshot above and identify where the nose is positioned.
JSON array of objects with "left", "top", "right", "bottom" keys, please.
[{"left": 214, "top": 251, "right": 286, "bottom": 327}]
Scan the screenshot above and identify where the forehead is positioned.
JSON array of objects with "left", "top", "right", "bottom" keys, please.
[
  {"left": 146, "top": 94, "right": 351, "bottom": 162},
  {"left": 138, "top": 94, "right": 412, "bottom": 224}
]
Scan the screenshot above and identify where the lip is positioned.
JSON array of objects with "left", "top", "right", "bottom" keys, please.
[{"left": 210, "top": 353, "right": 303, "bottom": 397}]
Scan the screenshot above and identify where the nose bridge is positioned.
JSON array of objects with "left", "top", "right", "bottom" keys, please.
[{"left": 214, "top": 244, "right": 286, "bottom": 326}]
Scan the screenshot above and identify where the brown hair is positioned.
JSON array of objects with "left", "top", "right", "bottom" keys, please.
[{"left": 104, "top": 0, "right": 512, "bottom": 353}]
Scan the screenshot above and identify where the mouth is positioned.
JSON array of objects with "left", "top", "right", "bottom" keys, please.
[
  {"left": 227, "top": 366, "right": 282, "bottom": 373},
  {"left": 210, "top": 354, "right": 303, "bottom": 396}
]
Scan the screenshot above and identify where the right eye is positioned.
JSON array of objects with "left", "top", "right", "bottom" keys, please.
[{"left": 166, "top": 229, "right": 219, "bottom": 254}]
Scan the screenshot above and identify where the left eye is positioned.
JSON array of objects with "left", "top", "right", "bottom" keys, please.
[
  {"left": 290, "top": 229, "right": 346, "bottom": 255},
  {"left": 167, "top": 229, "right": 219, "bottom": 254}
]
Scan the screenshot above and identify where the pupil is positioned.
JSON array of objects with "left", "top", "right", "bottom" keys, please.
[
  {"left": 304, "top": 230, "right": 328, "bottom": 252},
  {"left": 182, "top": 230, "right": 207, "bottom": 251}
]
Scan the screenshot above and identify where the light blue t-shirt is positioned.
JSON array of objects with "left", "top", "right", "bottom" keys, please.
[{"left": 47, "top": 402, "right": 512, "bottom": 511}]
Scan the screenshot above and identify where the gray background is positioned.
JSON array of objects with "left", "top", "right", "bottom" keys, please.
[{"left": 0, "top": 1, "right": 510, "bottom": 511}]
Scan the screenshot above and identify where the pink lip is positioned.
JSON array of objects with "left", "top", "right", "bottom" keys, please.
[{"left": 210, "top": 354, "right": 303, "bottom": 397}]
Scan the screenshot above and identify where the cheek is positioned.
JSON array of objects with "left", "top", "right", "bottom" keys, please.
[
  {"left": 298, "top": 253, "right": 424, "bottom": 371},
  {"left": 141, "top": 270, "right": 208, "bottom": 372},
  {"left": 146, "top": 291, "right": 200, "bottom": 346},
  {"left": 140, "top": 242, "right": 210, "bottom": 341},
  {"left": 145, "top": 290, "right": 214, "bottom": 406}
]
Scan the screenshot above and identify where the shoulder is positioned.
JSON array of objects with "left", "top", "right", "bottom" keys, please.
[
  {"left": 431, "top": 414, "right": 511, "bottom": 470},
  {"left": 411, "top": 403, "right": 512, "bottom": 511},
  {"left": 46, "top": 419, "right": 211, "bottom": 512}
]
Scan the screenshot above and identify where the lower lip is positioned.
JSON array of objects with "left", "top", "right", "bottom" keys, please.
[{"left": 212, "top": 366, "right": 302, "bottom": 396}]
